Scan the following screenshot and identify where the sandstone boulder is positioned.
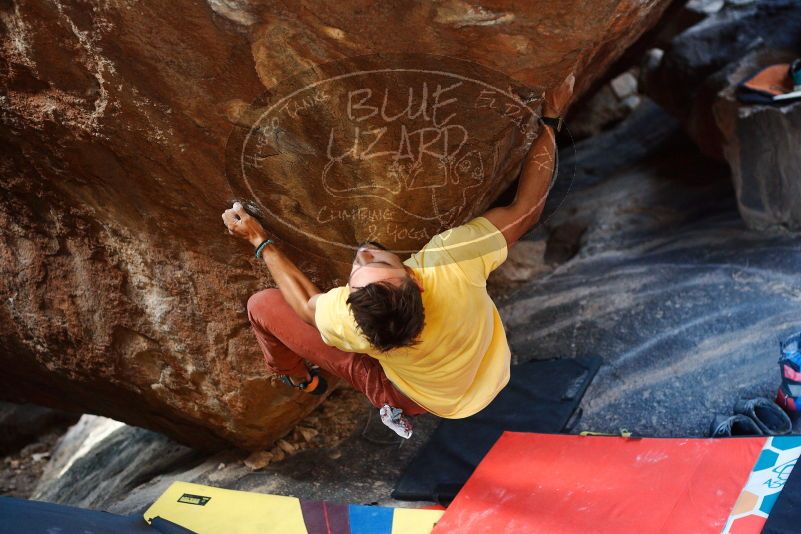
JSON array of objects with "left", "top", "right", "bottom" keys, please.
[
  {"left": 1, "top": 0, "right": 672, "bottom": 450},
  {"left": 31, "top": 105, "right": 801, "bottom": 512}
]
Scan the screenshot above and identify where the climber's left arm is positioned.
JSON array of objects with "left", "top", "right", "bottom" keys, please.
[
  {"left": 483, "top": 72, "right": 574, "bottom": 248},
  {"left": 482, "top": 127, "right": 556, "bottom": 248}
]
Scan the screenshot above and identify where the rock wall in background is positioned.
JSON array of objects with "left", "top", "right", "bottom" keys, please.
[
  {"left": 641, "top": 0, "right": 801, "bottom": 231},
  {"left": 0, "top": 402, "right": 78, "bottom": 456},
  {"left": 0, "top": 0, "right": 672, "bottom": 450}
]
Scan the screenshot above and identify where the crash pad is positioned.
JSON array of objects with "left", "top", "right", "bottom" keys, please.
[
  {"left": 143, "top": 481, "right": 443, "bottom": 534},
  {"left": 434, "top": 432, "right": 801, "bottom": 534},
  {"left": 731, "top": 435, "right": 801, "bottom": 534},
  {"left": 393, "top": 356, "right": 601, "bottom": 503},
  {"left": 0, "top": 496, "right": 158, "bottom": 534}
]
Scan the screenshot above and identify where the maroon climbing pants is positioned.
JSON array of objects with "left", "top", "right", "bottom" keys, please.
[{"left": 247, "top": 288, "right": 426, "bottom": 415}]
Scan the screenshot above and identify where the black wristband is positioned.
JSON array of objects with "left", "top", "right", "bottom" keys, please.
[
  {"left": 255, "top": 239, "right": 274, "bottom": 259},
  {"left": 541, "top": 116, "right": 563, "bottom": 132}
]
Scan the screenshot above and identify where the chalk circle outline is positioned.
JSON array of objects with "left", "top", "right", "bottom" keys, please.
[{"left": 225, "top": 52, "right": 574, "bottom": 256}]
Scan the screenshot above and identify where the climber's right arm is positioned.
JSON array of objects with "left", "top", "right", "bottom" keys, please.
[
  {"left": 255, "top": 244, "right": 321, "bottom": 325},
  {"left": 222, "top": 203, "right": 320, "bottom": 326}
]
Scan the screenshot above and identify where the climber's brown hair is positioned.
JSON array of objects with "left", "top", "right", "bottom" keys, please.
[{"left": 346, "top": 276, "right": 425, "bottom": 352}]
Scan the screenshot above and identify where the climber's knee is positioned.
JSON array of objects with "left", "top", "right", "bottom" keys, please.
[{"left": 246, "top": 288, "right": 283, "bottom": 327}]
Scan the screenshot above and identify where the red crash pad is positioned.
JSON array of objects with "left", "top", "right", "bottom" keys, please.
[{"left": 434, "top": 432, "right": 765, "bottom": 533}]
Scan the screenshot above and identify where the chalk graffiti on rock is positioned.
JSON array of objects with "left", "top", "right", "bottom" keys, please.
[{"left": 226, "top": 53, "right": 544, "bottom": 252}]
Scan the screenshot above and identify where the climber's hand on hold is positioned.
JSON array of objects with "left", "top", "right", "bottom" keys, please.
[
  {"left": 543, "top": 71, "right": 575, "bottom": 117},
  {"left": 221, "top": 202, "right": 268, "bottom": 247}
]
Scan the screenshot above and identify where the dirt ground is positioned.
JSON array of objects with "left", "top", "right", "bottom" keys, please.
[
  {"left": 241, "top": 384, "right": 369, "bottom": 470},
  {"left": 0, "top": 385, "right": 368, "bottom": 499}
]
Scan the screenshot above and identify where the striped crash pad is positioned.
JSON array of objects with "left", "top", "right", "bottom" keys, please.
[
  {"left": 143, "top": 481, "right": 443, "bottom": 534},
  {"left": 434, "top": 432, "right": 801, "bottom": 534}
]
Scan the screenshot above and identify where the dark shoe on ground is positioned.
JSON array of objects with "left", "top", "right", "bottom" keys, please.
[
  {"left": 734, "top": 397, "right": 792, "bottom": 435},
  {"left": 709, "top": 414, "right": 764, "bottom": 438}
]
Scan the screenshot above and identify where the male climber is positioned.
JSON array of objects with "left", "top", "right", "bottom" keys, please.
[{"left": 222, "top": 74, "right": 574, "bottom": 438}]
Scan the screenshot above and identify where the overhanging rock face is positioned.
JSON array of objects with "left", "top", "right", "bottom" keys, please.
[{"left": 0, "top": 0, "right": 671, "bottom": 450}]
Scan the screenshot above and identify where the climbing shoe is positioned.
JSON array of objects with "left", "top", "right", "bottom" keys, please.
[
  {"left": 734, "top": 397, "right": 791, "bottom": 435},
  {"left": 379, "top": 404, "right": 414, "bottom": 439},
  {"left": 709, "top": 414, "right": 764, "bottom": 438},
  {"left": 279, "top": 366, "right": 327, "bottom": 396}
]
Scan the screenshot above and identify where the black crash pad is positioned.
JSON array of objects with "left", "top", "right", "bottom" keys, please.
[
  {"left": 0, "top": 496, "right": 195, "bottom": 534},
  {"left": 392, "top": 355, "right": 601, "bottom": 504}
]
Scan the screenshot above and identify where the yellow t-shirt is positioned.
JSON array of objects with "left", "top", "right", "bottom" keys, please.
[{"left": 314, "top": 216, "right": 510, "bottom": 418}]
